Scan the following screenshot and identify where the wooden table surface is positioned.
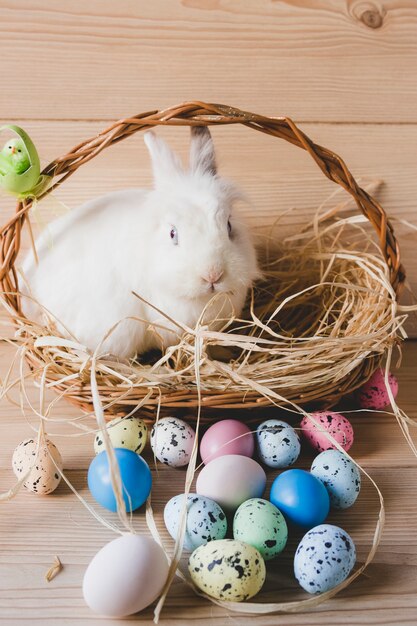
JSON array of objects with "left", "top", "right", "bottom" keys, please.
[
  {"left": 1, "top": 1, "right": 417, "bottom": 624},
  {"left": 0, "top": 339, "right": 416, "bottom": 625}
]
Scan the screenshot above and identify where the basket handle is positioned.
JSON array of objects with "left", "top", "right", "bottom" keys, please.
[{"left": 0, "top": 101, "right": 405, "bottom": 313}]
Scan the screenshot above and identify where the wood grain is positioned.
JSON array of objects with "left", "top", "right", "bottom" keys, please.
[
  {"left": 0, "top": 1, "right": 416, "bottom": 123},
  {"left": 0, "top": 338, "right": 417, "bottom": 625},
  {"left": 1, "top": 0, "right": 417, "bottom": 623}
]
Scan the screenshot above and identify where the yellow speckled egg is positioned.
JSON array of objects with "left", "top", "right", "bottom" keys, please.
[
  {"left": 12, "top": 438, "right": 63, "bottom": 494},
  {"left": 94, "top": 416, "right": 147, "bottom": 456},
  {"left": 188, "top": 539, "right": 266, "bottom": 602}
]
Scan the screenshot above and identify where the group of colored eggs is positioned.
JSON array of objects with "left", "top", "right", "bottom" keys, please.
[
  {"left": 162, "top": 415, "right": 360, "bottom": 602},
  {"left": 83, "top": 411, "right": 360, "bottom": 607},
  {"left": 10, "top": 368, "right": 398, "bottom": 617},
  {"left": 83, "top": 366, "right": 398, "bottom": 616}
]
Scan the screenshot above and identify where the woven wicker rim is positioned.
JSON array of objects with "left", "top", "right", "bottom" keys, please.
[{"left": 0, "top": 101, "right": 406, "bottom": 415}]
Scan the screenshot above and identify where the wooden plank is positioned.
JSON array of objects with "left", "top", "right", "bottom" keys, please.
[{"left": 0, "top": 1, "right": 416, "bottom": 122}]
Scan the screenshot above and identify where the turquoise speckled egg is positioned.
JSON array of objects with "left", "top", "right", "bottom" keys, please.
[
  {"left": 94, "top": 416, "right": 147, "bottom": 456},
  {"left": 233, "top": 498, "right": 288, "bottom": 560},
  {"left": 189, "top": 539, "right": 266, "bottom": 602},
  {"left": 311, "top": 450, "right": 361, "bottom": 509},
  {"left": 164, "top": 493, "right": 227, "bottom": 551}
]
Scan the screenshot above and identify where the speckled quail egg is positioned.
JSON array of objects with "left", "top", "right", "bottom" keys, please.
[
  {"left": 256, "top": 419, "right": 301, "bottom": 468},
  {"left": 311, "top": 449, "right": 361, "bottom": 509},
  {"left": 356, "top": 368, "right": 399, "bottom": 410},
  {"left": 294, "top": 524, "right": 356, "bottom": 593},
  {"left": 12, "top": 437, "right": 63, "bottom": 494},
  {"left": 94, "top": 415, "right": 147, "bottom": 456},
  {"left": 189, "top": 539, "right": 266, "bottom": 602},
  {"left": 150, "top": 417, "right": 195, "bottom": 467},
  {"left": 233, "top": 498, "right": 288, "bottom": 560},
  {"left": 164, "top": 493, "right": 227, "bottom": 551},
  {"left": 300, "top": 411, "right": 354, "bottom": 453}
]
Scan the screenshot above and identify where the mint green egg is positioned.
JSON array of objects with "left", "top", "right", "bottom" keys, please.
[
  {"left": 233, "top": 498, "right": 288, "bottom": 560},
  {"left": 94, "top": 416, "right": 148, "bottom": 456}
]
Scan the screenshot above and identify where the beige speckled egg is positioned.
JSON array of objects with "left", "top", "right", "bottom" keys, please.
[
  {"left": 188, "top": 539, "right": 266, "bottom": 602},
  {"left": 12, "top": 438, "right": 63, "bottom": 494},
  {"left": 94, "top": 416, "right": 147, "bottom": 456}
]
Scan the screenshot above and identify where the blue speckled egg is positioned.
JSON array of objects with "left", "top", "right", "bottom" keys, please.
[
  {"left": 164, "top": 493, "right": 227, "bottom": 551},
  {"left": 294, "top": 524, "right": 356, "bottom": 593},
  {"left": 311, "top": 450, "right": 361, "bottom": 509},
  {"left": 256, "top": 419, "right": 300, "bottom": 468}
]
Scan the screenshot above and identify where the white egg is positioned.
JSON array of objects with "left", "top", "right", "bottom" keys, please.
[
  {"left": 150, "top": 417, "right": 195, "bottom": 467},
  {"left": 311, "top": 450, "right": 361, "bottom": 509},
  {"left": 294, "top": 524, "right": 356, "bottom": 593},
  {"left": 83, "top": 534, "right": 169, "bottom": 617},
  {"left": 196, "top": 454, "right": 266, "bottom": 512},
  {"left": 12, "top": 437, "right": 63, "bottom": 494},
  {"left": 256, "top": 419, "right": 300, "bottom": 468},
  {"left": 94, "top": 415, "right": 147, "bottom": 455},
  {"left": 164, "top": 493, "right": 227, "bottom": 551}
]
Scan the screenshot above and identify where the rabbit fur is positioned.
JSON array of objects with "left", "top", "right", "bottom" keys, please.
[{"left": 20, "top": 127, "right": 259, "bottom": 359}]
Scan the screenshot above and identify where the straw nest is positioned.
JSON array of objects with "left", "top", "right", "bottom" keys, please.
[{"left": 0, "top": 102, "right": 407, "bottom": 421}]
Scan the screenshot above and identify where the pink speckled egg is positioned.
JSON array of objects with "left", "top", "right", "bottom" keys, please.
[
  {"left": 200, "top": 419, "right": 254, "bottom": 465},
  {"left": 356, "top": 368, "right": 398, "bottom": 410},
  {"left": 300, "top": 412, "right": 354, "bottom": 453}
]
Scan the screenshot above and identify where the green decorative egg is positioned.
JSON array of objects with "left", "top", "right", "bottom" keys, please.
[
  {"left": 233, "top": 498, "right": 288, "bottom": 560},
  {"left": 94, "top": 416, "right": 148, "bottom": 456},
  {"left": 189, "top": 539, "right": 265, "bottom": 602},
  {"left": 0, "top": 125, "right": 42, "bottom": 195}
]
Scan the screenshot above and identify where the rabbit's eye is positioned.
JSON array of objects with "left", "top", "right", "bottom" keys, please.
[
  {"left": 227, "top": 220, "right": 232, "bottom": 237},
  {"left": 170, "top": 226, "right": 178, "bottom": 245}
]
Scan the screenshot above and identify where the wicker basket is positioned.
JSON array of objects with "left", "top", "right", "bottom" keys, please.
[{"left": 0, "top": 102, "right": 406, "bottom": 420}]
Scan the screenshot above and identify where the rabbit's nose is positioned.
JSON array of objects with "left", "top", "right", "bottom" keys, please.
[{"left": 202, "top": 269, "right": 224, "bottom": 286}]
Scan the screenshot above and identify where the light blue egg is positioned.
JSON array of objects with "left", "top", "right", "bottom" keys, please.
[
  {"left": 164, "top": 493, "right": 227, "bottom": 551},
  {"left": 87, "top": 448, "right": 152, "bottom": 513},
  {"left": 294, "top": 524, "right": 356, "bottom": 593},
  {"left": 311, "top": 450, "right": 361, "bottom": 509},
  {"left": 256, "top": 419, "right": 300, "bottom": 468}
]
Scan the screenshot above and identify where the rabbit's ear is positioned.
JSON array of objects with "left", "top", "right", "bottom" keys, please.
[
  {"left": 189, "top": 126, "right": 217, "bottom": 176},
  {"left": 144, "top": 131, "right": 184, "bottom": 187}
]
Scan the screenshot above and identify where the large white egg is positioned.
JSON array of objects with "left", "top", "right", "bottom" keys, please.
[{"left": 83, "top": 534, "right": 169, "bottom": 617}]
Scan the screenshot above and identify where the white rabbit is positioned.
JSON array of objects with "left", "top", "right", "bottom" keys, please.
[{"left": 20, "top": 127, "right": 259, "bottom": 359}]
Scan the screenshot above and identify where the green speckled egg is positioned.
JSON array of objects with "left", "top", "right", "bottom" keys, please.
[
  {"left": 188, "top": 539, "right": 265, "bottom": 602},
  {"left": 233, "top": 498, "right": 288, "bottom": 560},
  {"left": 94, "top": 416, "right": 147, "bottom": 456}
]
